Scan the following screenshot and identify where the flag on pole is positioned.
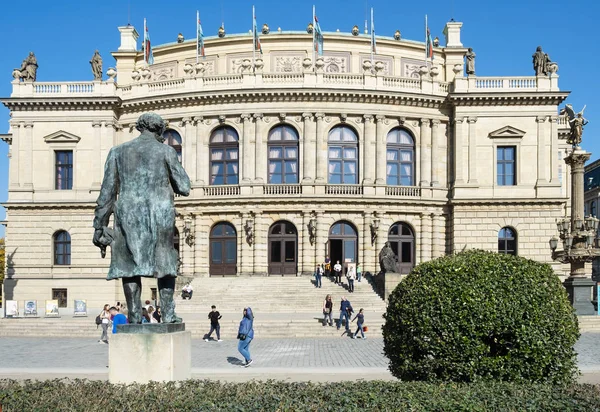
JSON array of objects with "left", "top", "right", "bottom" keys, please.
[
  {"left": 253, "top": 6, "right": 262, "bottom": 54},
  {"left": 197, "top": 11, "right": 205, "bottom": 62},
  {"left": 425, "top": 15, "right": 433, "bottom": 61},
  {"left": 144, "top": 18, "right": 154, "bottom": 65},
  {"left": 314, "top": 8, "right": 324, "bottom": 56},
  {"left": 370, "top": 8, "right": 376, "bottom": 59}
]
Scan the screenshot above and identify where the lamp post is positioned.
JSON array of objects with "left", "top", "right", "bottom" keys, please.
[{"left": 550, "top": 145, "right": 599, "bottom": 315}]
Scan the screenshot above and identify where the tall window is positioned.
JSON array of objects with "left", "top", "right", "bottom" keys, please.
[
  {"left": 388, "top": 222, "right": 415, "bottom": 274},
  {"left": 592, "top": 201, "right": 597, "bottom": 217},
  {"left": 386, "top": 128, "right": 415, "bottom": 186},
  {"left": 53, "top": 231, "right": 71, "bottom": 265},
  {"left": 52, "top": 288, "right": 68, "bottom": 308},
  {"left": 163, "top": 129, "right": 182, "bottom": 162},
  {"left": 498, "top": 227, "right": 517, "bottom": 255},
  {"left": 55, "top": 151, "right": 73, "bottom": 190},
  {"left": 268, "top": 125, "right": 299, "bottom": 184},
  {"left": 210, "top": 126, "right": 239, "bottom": 185},
  {"left": 497, "top": 146, "right": 516, "bottom": 186},
  {"left": 328, "top": 126, "right": 358, "bottom": 184}
]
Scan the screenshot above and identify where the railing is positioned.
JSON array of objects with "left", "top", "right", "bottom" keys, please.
[
  {"left": 382, "top": 76, "right": 421, "bottom": 90},
  {"left": 263, "top": 184, "right": 302, "bottom": 195},
  {"left": 263, "top": 73, "right": 304, "bottom": 84},
  {"left": 385, "top": 186, "right": 421, "bottom": 197},
  {"left": 204, "top": 74, "right": 243, "bottom": 87},
  {"left": 33, "top": 82, "right": 95, "bottom": 94},
  {"left": 203, "top": 185, "right": 240, "bottom": 196},
  {"left": 147, "top": 78, "right": 185, "bottom": 92},
  {"left": 323, "top": 73, "right": 363, "bottom": 86},
  {"left": 474, "top": 77, "right": 537, "bottom": 89},
  {"left": 325, "top": 185, "right": 363, "bottom": 195}
]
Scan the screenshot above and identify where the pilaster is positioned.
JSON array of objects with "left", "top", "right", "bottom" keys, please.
[
  {"left": 536, "top": 116, "right": 548, "bottom": 185},
  {"left": 253, "top": 211, "right": 268, "bottom": 276},
  {"left": 375, "top": 115, "right": 387, "bottom": 185},
  {"left": 453, "top": 118, "right": 466, "bottom": 185},
  {"left": 315, "top": 211, "right": 327, "bottom": 266},
  {"left": 467, "top": 117, "right": 478, "bottom": 184},
  {"left": 302, "top": 113, "right": 315, "bottom": 182},
  {"left": 8, "top": 122, "right": 20, "bottom": 189},
  {"left": 315, "top": 113, "right": 326, "bottom": 183},
  {"left": 195, "top": 116, "right": 208, "bottom": 185},
  {"left": 241, "top": 114, "right": 253, "bottom": 182},
  {"left": 430, "top": 119, "right": 441, "bottom": 187},
  {"left": 362, "top": 212, "right": 374, "bottom": 275},
  {"left": 92, "top": 121, "right": 102, "bottom": 189},
  {"left": 420, "top": 118, "right": 432, "bottom": 187},
  {"left": 550, "top": 115, "right": 558, "bottom": 183},
  {"left": 301, "top": 211, "right": 314, "bottom": 275},
  {"left": 194, "top": 214, "right": 209, "bottom": 276},
  {"left": 419, "top": 213, "right": 432, "bottom": 263},
  {"left": 182, "top": 117, "right": 197, "bottom": 181},
  {"left": 363, "top": 115, "right": 375, "bottom": 185},
  {"left": 432, "top": 213, "right": 444, "bottom": 258},
  {"left": 253, "top": 113, "right": 265, "bottom": 184},
  {"left": 22, "top": 122, "right": 34, "bottom": 189}
]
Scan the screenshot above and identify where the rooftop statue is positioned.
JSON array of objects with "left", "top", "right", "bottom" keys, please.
[
  {"left": 465, "top": 48, "right": 476, "bottom": 75},
  {"left": 532, "top": 46, "right": 551, "bottom": 76},
  {"left": 90, "top": 50, "right": 103, "bottom": 81},
  {"left": 13, "top": 52, "right": 38, "bottom": 82},
  {"left": 93, "top": 113, "right": 191, "bottom": 324},
  {"left": 561, "top": 104, "right": 588, "bottom": 147},
  {"left": 379, "top": 241, "right": 399, "bottom": 273}
]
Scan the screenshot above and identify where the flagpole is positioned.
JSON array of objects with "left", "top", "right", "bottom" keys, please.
[
  {"left": 252, "top": 5, "right": 255, "bottom": 72},
  {"left": 312, "top": 5, "right": 316, "bottom": 71},
  {"left": 370, "top": 8, "right": 374, "bottom": 64},
  {"left": 425, "top": 15, "right": 428, "bottom": 64},
  {"left": 196, "top": 11, "right": 199, "bottom": 64},
  {"left": 144, "top": 18, "right": 147, "bottom": 64}
]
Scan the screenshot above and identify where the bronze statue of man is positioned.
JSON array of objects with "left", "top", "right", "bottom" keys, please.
[{"left": 93, "top": 113, "right": 191, "bottom": 324}]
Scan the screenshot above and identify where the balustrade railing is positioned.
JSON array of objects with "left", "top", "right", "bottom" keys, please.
[
  {"left": 147, "top": 78, "right": 185, "bottom": 92},
  {"left": 323, "top": 73, "right": 363, "bottom": 85},
  {"left": 385, "top": 186, "right": 421, "bottom": 197},
  {"left": 204, "top": 74, "right": 243, "bottom": 87},
  {"left": 325, "top": 185, "right": 363, "bottom": 195},
  {"left": 382, "top": 76, "right": 421, "bottom": 90},
  {"left": 33, "top": 82, "right": 95, "bottom": 94},
  {"left": 203, "top": 185, "right": 240, "bottom": 196},
  {"left": 263, "top": 73, "right": 304, "bottom": 84},
  {"left": 474, "top": 77, "right": 537, "bottom": 89},
  {"left": 263, "top": 184, "right": 302, "bottom": 195}
]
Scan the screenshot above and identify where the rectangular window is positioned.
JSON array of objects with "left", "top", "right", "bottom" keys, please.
[
  {"left": 497, "top": 146, "right": 516, "bottom": 186},
  {"left": 55, "top": 151, "right": 73, "bottom": 190},
  {"left": 52, "top": 288, "right": 68, "bottom": 308}
]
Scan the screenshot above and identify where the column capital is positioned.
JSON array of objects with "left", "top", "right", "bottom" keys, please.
[
  {"left": 363, "top": 114, "right": 374, "bottom": 123},
  {"left": 431, "top": 119, "right": 441, "bottom": 126},
  {"left": 253, "top": 113, "right": 264, "bottom": 120},
  {"left": 241, "top": 113, "right": 252, "bottom": 122},
  {"left": 419, "top": 118, "right": 431, "bottom": 127},
  {"left": 180, "top": 117, "right": 194, "bottom": 126},
  {"left": 467, "top": 117, "right": 477, "bottom": 124},
  {"left": 23, "top": 122, "right": 34, "bottom": 128},
  {"left": 452, "top": 117, "right": 465, "bottom": 125},
  {"left": 301, "top": 112, "right": 313, "bottom": 121},
  {"left": 375, "top": 115, "right": 386, "bottom": 123},
  {"left": 315, "top": 112, "right": 326, "bottom": 120},
  {"left": 536, "top": 116, "right": 546, "bottom": 123},
  {"left": 91, "top": 121, "right": 103, "bottom": 128}
]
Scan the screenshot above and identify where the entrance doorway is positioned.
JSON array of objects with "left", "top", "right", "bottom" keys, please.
[
  {"left": 268, "top": 221, "right": 298, "bottom": 275},
  {"left": 388, "top": 222, "right": 415, "bottom": 274},
  {"left": 328, "top": 221, "right": 358, "bottom": 270},
  {"left": 210, "top": 222, "right": 237, "bottom": 276}
]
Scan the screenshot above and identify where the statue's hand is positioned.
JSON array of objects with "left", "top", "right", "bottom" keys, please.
[{"left": 93, "top": 228, "right": 104, "bottom": 248}]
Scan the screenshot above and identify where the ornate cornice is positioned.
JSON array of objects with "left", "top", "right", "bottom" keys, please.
[
  {"left": 448, "top": 91, "right": 569, "bottom": 106},
  {"left": 1, "top": 96, "right": 121, "bottom": 112}
]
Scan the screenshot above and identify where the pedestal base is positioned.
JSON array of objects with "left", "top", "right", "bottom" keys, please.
[
  {"left": 563, "top": 277, "right": 596, "bottom": 316},
  {"left": 109, "top": 324, "right": 191, "bottom": 384},
  {"left": 383, "top": 272, "right": 408, "bottom": 301}
]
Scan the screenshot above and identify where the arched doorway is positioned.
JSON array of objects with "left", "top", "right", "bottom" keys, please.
[
  {"left": 328, "top": 221, "right": 358, "bottom": 269},
  {"left": 268, "top": 221, "right": 298, "bottom": 275},
  {"left": 388, "top": 222, "right": 415, "bottom": 274},
  {"left": 210, "top": 222, "right": 237, "bottom": 276}
]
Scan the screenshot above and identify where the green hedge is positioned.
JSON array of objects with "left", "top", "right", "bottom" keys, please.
[
  {"left": 383, "top": 250, "right": 579, "bottom": 384},
  {"left": 0, "top": 380, "right": 599, "bottom": 411}
]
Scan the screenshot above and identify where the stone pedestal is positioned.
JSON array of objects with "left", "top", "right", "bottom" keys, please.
[
  {"left": 109, "top": 323, "right": 191, "bottom": 384},
  {"left": 564, "top": 278, "right": 596, "bottom": 316},
  {"left": 384, "top": 272, "right": 407, "bottom": 301}
]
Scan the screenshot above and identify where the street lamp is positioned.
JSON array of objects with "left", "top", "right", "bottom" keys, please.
[{"left": 549, "top": 236, "right": 558, "bottom": 251}]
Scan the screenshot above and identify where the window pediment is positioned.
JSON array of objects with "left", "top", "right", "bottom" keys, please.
[
  {"left": 488, "top": 126, "right": 526, "bottom": 139},
  {"left": 43, "top": 130, "right": 81, "bottom": 144}
]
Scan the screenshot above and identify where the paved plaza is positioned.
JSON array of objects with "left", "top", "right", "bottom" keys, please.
[{"left": 0, "top": 333, "right": 599, "bottom": 383}]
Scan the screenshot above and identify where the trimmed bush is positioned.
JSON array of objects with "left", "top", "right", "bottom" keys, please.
[
  {"left": 383, "top": 250, "right": 579, "bottom": 384},
  {"left": 0, "top": 379, "right": 599, "bottom": 411}
]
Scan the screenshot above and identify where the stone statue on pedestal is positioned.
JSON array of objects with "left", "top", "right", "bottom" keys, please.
[
  {"left": 532, "top": 46, "right": 551, "bottom": 76},
  {"left": 93, "top": 113, "right": 191, "bottom": 324},
  {"left": 465, "top": 48, "right": 475, "bottom": 75},
  {"left": 90, "top": 50, "right": 103, "bottom": 81},
  {"left": 379, "top": 241, "right": 399, "bottom": 273},
  {"left": 560, "top": 104, "right": 588, "bottom": 146},
  {"left": 13, "top": 52, "right": 38, "bottom": 82}
]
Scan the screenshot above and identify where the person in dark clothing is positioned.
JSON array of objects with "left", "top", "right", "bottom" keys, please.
[
  {"left": 314, "top": 264, "right": 323, "bottom": 288},
  {"left": 205, "top": 305, "right": 222, "bottom": 342},
  {"left": 322, "top": 294, "right": 334, "bottom": 326},
  {"left": 153, "top": 306, "right": 161, "bottom": 323},
  {"left": 237, "top": 307, "right": 254, "bottom": 367},
  {"left": 336, "top": 297, "right": 353, "bottom": 333},
  {"left": 352, "top": 308, "right": 366, "bottom": 339}
]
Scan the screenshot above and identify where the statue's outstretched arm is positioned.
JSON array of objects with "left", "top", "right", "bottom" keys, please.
[{"left": 166, "top": 147, "right": 191, "bottom": 196}]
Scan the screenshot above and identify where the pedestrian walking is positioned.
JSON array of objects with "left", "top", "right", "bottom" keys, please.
[
  {"left": 142, "top": 307, "right": 151, "bottom": 323},
  {"left": 324, "top": 255, "right": 331, "bottom": 277},
  {"left": 153, "top": 306, "right": 162, "bottom": 323},
  {"left": 148, "top": 306, "right": 158, "bottom": 323},
  {"left": 333, "top": 261, "right": 342, "bottom": 285},
  {"left": 352, "top": 308, "right": 366, "bottom": 339},
  {"left": 336, "top": 297, "right": 353, "bottom": 333},
  {"left": 347, "top": 265, "right": 356, "bottom": 293},
  {"left": 109, "top": 306, "right": 128, "bottom": 333},
  {"left": 357, "top": 264, "right": 362, "bottom": 282},
  {"left": 322, "top": 294, "right": 333, "bottom": 326},
  {"left": 314, "top": 264, "right": 323, "bottom": 288},
  {"left": 98, "top": 304, "right": 110, "bottom": 344},
  {"left": 205, "top": 305, "right": 223, "bottom": 342},
  {"left": 237, "top": 307, "right": 254, "bottom": 367}
]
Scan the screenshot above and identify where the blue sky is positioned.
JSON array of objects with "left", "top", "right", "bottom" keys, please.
[{"left": 0, "top": 0, "right": 597, "bottom": 238}]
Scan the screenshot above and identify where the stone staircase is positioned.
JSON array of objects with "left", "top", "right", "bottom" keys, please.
[{"left": 0, "top": 275, "right": 388, "bottom": 339}]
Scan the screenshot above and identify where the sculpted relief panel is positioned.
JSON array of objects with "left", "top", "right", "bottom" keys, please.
[
  {"left": 273, "top": 55, "right": 303, "bottom": 73},
  {"left": 228, "top": 54, "right": 254, "bottom": 73},
  {"left": 360, "top": 55, "right": 393, "bottom": 75},
  {"left": 322, "top": 52, "right": 350, "bottom": 73},
  {"left": 150, "top": 61, "right": 177, "bottom": 80},
  {"left": 402, "top": 58, "right": 427, "bottom": 79},
  {"left": 185, "top": 57, "right": 216, "bottom": 76}
]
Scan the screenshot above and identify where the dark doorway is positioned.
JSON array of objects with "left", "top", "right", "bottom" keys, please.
[
  {"left": 328, "top": 221, "right": 358, "bottom": 270},
  {"left": 210, "top": 222, "right": 237, "bottom": 276},
  {"left": 388, "top": 222, "right": 415, "bottom": 274},
  {"left": 268, "top": 221, "right": 298, "bottom": 275}
]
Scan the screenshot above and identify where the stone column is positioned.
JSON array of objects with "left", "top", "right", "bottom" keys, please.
[
  {"left": 420, "top": 119, "right": 432, "bottom": 187},
  {"left": 430, "top": 119, "right": 441, "bottom": 187},
  {"left": 302, "top": 113, "right": 315, "bottom": 182},
  {"left": 253, "top": 113, "right": 264, "bottom": 183},
  {"left": 92, "top": 121, "right": 102, "bottom": 189},
  {"left": 536, "top": 116, "right": 548, "bottom": 184},
  {"left": 193, "top": 213, "right": 209, "bottom": 277},
  {"left": 362, "top": 115, "right": 375, "bottom": 184},
  {"left": 22, "top": 122, "right": 33, "bottom": 189},
  {"left": 315, "top": 211, "right": 327, "bottom": 266},
  {"left": 375, "top": 115, "right": 387, "bottom": 184},
  {"left": 454, "top": 118, "right": 465, "bottom": 185},
  {"left": 302, "top": 212, "right": 314, "bottom": 275},
  {"left": 315, "top": 113, "right": 326, "bottom": 183},
  {"left": 241, "top": 114, "right": 253, "bottom": 182},
  {"left": 419, "top": 213, "right": 432, "bottom": 263},
  {"left": 362, "top": 212, "right": 373, "bottom": 274},
  {"left": 241, "top": 212, "right": 254, "bottom": 275},
  {"left": 375, "top": 215, "right": 386, "bottom": 272},
  {"left": 182, "top": 118, "right": 197, "bottom": 180},
  {"left": 254, "top": 211, "right": 268, "bottom": 276},
  {"left": 195, "top": 117, "right": 208, "bottom": 185},
  {"left": 432, "top": 213, "right": 445, "bottom": 258},
  {"left": 8, "top": 122, "right": 20, "bottom": 188},
  {"left": 550, "top": 116, "right": 558, "bottom": 183},
  {"left": 183, "top": 214, "right": 195, "bottom": 277},
  {"left": 467, "top": 117, "right": 478, "bottom": 184}
]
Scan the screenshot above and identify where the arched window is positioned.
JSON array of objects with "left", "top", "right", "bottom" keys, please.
[
  {"left": 328, "top": 126, "right": 358, "bottom": 184},
  {"left": 268, "top": 125, "right": 299, "bottom": 184},
  {"left": 498, "top": 227, "right": 517, "bottom": 256},
  {"left": 162, "top": 129, "right": 182, "bottom": 163},
  {"left": 328, "top": 221, "right": 358, "bottom": 265},
  {"left": 53, "top": 231, "right": 71, "bottom": 265},
  {"left": 210, "top": 126, "right": 239, "bottom": 185},
  {"left": 592, "top": 201, "right": 597, "bottom": 217},
  {"left": 386, "top": 128, "right": 415, "bottom": 186},
  {"left": 388, "top": 222, "right": 415, "bottom": 274},
  {"left": 210, "top": 222, "right": 238, "bottom": 276}
]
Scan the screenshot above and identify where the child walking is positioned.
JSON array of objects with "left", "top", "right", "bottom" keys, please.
[{"left": 351, "top": 308, "right": 366, "bottom": 339}]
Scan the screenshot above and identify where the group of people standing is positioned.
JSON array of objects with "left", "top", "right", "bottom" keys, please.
[
  {"left": 97, "top": 300, "right": 162, "bottom": 343},
  {"left": 322, "top": 295, "right": 367, "bottom": 339},
  {"left": 315, "top": 256, "right": 362, "bottom": 293}
]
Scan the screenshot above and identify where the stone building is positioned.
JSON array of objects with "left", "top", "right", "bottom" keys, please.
[{"left": 1, "top": 20, "right": 572, "bottom": 311}]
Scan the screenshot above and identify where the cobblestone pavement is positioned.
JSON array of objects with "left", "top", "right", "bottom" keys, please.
[{"left": 0, "top": 333, "right": 598, "bottom": 382}]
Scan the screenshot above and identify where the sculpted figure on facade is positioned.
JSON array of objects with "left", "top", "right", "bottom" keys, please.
[
  {"left": 13, "top": 52, "right": 38, "bottom": 82},
  {"left": 532, "top": 46, "right": 551, "bottom": 76},
  {"left": 465, "top": 48, "right": 476, "bottom": 75},
  {"left": 90, "top": 50, "right": 103, "bottom": 80},
  {"left": 561, "top": 104, "right": 588, "bottom": 146},
  {"left": 93, "top": 113, "right": 191, "bottom": 324},
  {"left": 379, "top": 241, "right": 399, "bottom": 273}
]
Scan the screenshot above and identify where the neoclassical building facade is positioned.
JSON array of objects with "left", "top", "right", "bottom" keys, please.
[{"left": 1, "top": 21, "right": 572, "bottom": 309}]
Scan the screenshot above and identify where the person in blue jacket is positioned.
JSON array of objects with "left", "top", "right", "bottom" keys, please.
[
  {"left": 237, "top": 307, "right": 254, "bottom": 367},
  {"left": 109, "top": 306, "right": 128, "bottom": 333}
]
